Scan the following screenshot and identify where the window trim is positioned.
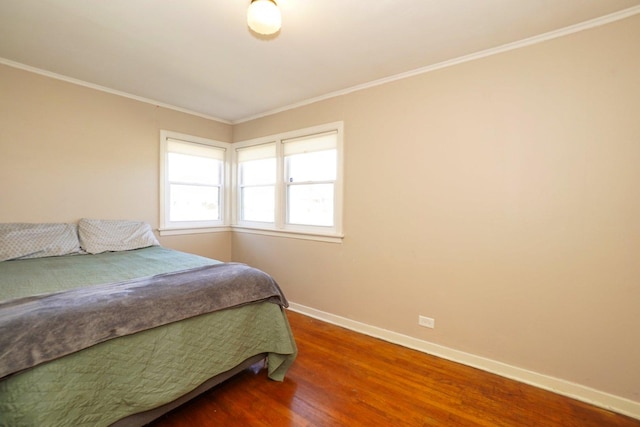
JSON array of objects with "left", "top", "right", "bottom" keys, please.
[
  {"left": 159, "top": 130, "right": 231, "bottom": 236},
  {"left": 236, "top": 141, "right": 277, "bottom": 224},
  {"left": 232, "top": 122, "right": 344, "bottom": 242}
]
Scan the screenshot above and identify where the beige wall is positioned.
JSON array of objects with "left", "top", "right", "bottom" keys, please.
[
  {"left": 0, "top": 64, "right": 233, "bottom": 260},
  {"left": 1, "top": 13, "right": 638, "bottom": 407},
  {"left": 233, "top": 14, "right": 640, "bottom": 403}
]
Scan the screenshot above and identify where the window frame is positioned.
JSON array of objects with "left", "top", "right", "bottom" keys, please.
[
  {"left": 159, "top": 130, "right": 231, "bottom": 236},
  {"left": 232, "top": 122, "right": 344, "bottom": 243},
  {"left": 236, "top": 141, "right": 278, "bottom": 225}
]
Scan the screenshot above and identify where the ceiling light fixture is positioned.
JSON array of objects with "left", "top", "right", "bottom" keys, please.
[{"left": 247, "top": 0, "right": 281, "bottom": 35}]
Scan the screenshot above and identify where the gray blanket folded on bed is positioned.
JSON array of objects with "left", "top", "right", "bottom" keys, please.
[{"left": 0, "top": 263, "right": 288, "bottom": 379}]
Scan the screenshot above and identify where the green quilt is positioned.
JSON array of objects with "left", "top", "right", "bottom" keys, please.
[
  {"left": 0, "top": 246, "right": 221, "bottom": 301},
  {"left": 0, "top": 248, "right": 297, "bottom": 427}
]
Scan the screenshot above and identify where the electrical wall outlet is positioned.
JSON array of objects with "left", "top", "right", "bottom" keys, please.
[{"left": 418, "top": 315, "right": 435, "bottom": 329}]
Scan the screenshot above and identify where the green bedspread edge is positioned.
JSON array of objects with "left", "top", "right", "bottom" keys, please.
[{"left": 0, "top": 247, "right": 297, "bottom": 427}]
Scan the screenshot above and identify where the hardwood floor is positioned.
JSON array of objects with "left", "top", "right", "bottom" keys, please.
[{"left": 151, "top": 310, "right": 640, "bottom": 426}]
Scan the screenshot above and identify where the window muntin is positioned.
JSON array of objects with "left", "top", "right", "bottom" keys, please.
[{"left": 160, "top": 131, "right": 229, "bottom": 231}]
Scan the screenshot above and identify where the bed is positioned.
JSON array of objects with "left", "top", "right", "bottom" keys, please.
[{"left": 0, "top": 220, "right": 297, "bottom": 426}]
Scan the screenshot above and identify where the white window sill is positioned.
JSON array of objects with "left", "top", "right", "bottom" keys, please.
[
  {"left": 231, "top": 226, "right": 344, "bottom": 244},
  {"left": 158, "top": 225, "right": 344, "bottom": 243},
  {"left": 158, "top": 226, "right": 232, "bottom": 236}
]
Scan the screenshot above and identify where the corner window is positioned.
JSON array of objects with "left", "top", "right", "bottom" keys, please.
[
  {"left": 233, "top": 122, "right": 344, "bottom": 241},
  {"left": 160, "top": 130, "right": 230, "bottom": 234}
]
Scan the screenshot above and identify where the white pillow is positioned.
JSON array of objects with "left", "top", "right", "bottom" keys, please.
[
  {"left": 78, "top": 218, "right": 159, "bottom": 254},
  {"left": 0, "top": 223, "right": 82, "bottom": 262}
]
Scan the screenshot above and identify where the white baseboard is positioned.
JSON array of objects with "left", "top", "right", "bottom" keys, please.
[{"left": 287, "top": 302, "right": 640, "bottom": 421}]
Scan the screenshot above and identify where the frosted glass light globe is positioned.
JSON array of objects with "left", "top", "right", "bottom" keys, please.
[{"left": 247, "top": 0, "right": 281, "bottom": 35}]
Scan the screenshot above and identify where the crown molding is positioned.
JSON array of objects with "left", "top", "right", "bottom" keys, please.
[
  {"left": 0, "top": 57, "right": 232, "bottom": 125},
  {"left": 235, "top": 5, "right": 640, "bottom": 124},
  {"left": 2, "top": 4, "right": 638, "bottom": 126}
]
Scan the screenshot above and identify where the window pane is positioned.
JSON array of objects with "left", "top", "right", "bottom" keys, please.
[
  {"left": 241, "top": 186, "right": 275, "bottom": 222},
  {"left": 169, "top": 184, "right": 219, "bottom": 221},
  {"left": 286, "top": 149, "right": 336, "bottom": 183},
  {"left": 240, "top": 158, "right": 276, "bottom": 186},
  {"left": 287, "top": 183, "right": 334, "bottom": 226},
  {"left": 168, "top": 153, "right": 220, "bottom": 185}
]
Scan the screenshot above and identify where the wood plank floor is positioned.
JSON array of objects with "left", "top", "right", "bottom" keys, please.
[{"left": 151, "top": 310, "right": 640, "bottom": 426}]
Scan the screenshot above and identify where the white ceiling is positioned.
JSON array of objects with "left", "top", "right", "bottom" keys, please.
[{"left": 1, "top": 0, "right": 639, "bottom": 123}]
